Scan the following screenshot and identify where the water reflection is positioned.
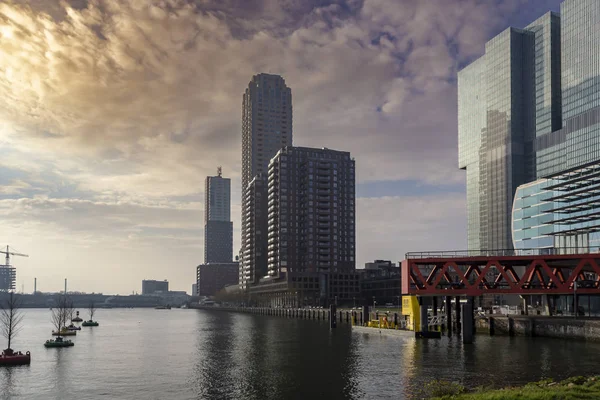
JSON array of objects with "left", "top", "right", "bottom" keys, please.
[
  {"left": 1, "top": 366, "right": 18, "bottom": 399},
  {"left": 192, "top": 313, "right": 362, "bottom": 400},
  {"left": 193, "top": 311, "right": 236, "bottom": 399}
]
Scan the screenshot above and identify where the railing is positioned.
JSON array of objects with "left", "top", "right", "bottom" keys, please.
[
  {"left": 405, "top": 247, "right": 598, "bottom": 259},
  {"left": 428, "top": 315, "right": 447, "bottom": 326}
]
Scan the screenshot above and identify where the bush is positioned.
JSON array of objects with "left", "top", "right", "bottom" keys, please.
[
  {"left": 423, "top": 380, "right": 465, "bottom": 398},
  {"left": 562, "top": 376, "right": 586, "bottom": 386}
]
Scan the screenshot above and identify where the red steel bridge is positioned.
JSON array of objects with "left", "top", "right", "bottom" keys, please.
[{"left": 401, "top": 249, "right": 600, "bottom": 296}]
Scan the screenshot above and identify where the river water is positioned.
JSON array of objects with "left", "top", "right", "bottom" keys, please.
[{"left": 1, "top": 308, "right": 599, "bottom": 399}]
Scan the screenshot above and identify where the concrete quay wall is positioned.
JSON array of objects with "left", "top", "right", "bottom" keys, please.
[
  {"left": 188, "top": 304, "right": 397, "bottom": 327},
  {"left": 476, "top": 316, "right": 600, "bottom": 341}
]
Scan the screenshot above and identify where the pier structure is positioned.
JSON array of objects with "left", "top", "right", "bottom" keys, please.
[{"left": 401, "top": 249, "right": 600, "bottom": 342}]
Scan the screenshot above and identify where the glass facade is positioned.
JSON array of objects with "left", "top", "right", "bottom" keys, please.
[
  {"left": 513, "top": 163, "right": 600, "bottom": 252},
  {"left": 512, "top": 180, "right": 555, "bottom": 250},
  {"left": 536, "top": 1, "right": 600, "bottom": 177},
  {"left": 458, "top": 28, "right": 535, "bottom": 251},
  {"left": 458, "top": 57, "right": 485, "bottom": 250},
  {"left": 459, "top": 1, "right": 600, "bottom": 252}
]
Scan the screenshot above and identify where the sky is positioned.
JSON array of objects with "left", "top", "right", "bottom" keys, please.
[{"left": 0, "top": 0, "right": 563, "bottom": 294}]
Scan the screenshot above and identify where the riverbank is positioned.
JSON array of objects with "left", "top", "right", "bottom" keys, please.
[{"left": 430, "top": 376, "right": 600, "bottom": 399}]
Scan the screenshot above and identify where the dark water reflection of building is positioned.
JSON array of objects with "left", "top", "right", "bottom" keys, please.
[{"left": 192, "top": 311, "right": 361, "bottom": 400}]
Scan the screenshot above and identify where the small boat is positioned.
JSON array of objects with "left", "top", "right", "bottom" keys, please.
[
  {"left": 155, "top": 305, "right": 171, "bottom": 310},
  {"left": 44, "top": 337, "right": 74, "bottom": 348},
  {"left": 66, "top": 324, "right": 81, "bottom": 331},
  {"left": 82, "top": 320, "right": 99, "bottom": 327},
  {"left": 0, "top": 349, "right": 31, "bottom": 366},
  {"left": 71, "top": 311, "right": 83, "bottom": 322},
  {"left": 52, "top": 329, "right": 76, "bottom": 336}
]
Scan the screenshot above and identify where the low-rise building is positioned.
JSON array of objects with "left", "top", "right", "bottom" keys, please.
[
  {"left": 359, "top": 260, "right": 401, "bottom": 307},
  {"left": 197, "top": 262, "right": 239, "bottom": 297},
  {"left": 142, "top": 279, "right": 168, "bottom": 295}
]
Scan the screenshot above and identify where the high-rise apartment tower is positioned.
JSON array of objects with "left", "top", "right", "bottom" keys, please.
[
  {"left": 240, "top": 74, "right": 292, "bottom": 289},
  {"left": 267, "top": 147, "right": 356, "bottom": 277}
]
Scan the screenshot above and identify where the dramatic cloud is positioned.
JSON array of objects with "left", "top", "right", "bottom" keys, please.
[{"left": 0, "top": 0, "right": 559, "bottom": 292}]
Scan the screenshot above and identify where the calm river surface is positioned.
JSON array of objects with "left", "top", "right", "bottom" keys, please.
[{"left": 2, "top": 308, "right": 600, "bottom": 399}]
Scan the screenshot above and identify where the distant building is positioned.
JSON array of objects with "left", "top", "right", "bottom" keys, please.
[
  {"left": 359, "top": 260, "right": 401, "bottom": 307},
  {"left": 196, "top": 262, "right": 239, "bottom": 297},
  {"left": 365, "top": 260, "right": 394, "bottom": 270},
  {"left": 192, "top": 283, "right": 198, "bottom": 297},
  {"left": 142, "top": 279, "right": 168, "bottom": 295},
  {"left": 205, "top": 168, "right": 233, "bottom": 263}
]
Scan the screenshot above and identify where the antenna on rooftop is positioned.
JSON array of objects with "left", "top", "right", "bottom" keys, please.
[{"left": 217, "top": 166, "right": 222, "bottom": 177}]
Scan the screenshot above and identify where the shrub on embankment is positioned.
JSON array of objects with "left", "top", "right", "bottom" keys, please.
[{"left": 427, "top": 376, "right": 600, "bottom": 399}]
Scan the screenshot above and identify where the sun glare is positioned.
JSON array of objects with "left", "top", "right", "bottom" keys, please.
[{"left": 0, "top": 25, "right": 14, "bottom": 39}]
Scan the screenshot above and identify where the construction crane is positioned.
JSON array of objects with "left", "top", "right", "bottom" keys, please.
[
  {"left": 0, "top": 245, "right": 28, "bottom": 266},
  {"left": 0, "top": 246, "right": 27, "bottom": 292}
]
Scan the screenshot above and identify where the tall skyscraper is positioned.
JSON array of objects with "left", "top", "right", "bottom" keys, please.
[
  {"left": 241, "top": 74, "right": 293, "bottom": 192},
  {"left": 204, "top": 167, "right": 233, "bottom": 263},
  {"left": 459, "top": 0, "right": 600, "bottom": 252},
  {"left": 241, "top": 73, "right": 292, "bottom": 290}
]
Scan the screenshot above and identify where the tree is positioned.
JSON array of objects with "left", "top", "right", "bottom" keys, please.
[
  {"left": 0, "top": 292, "right": 24, "bottom": 352},
  {"left": 51, "top": 295, "right": 69, "bottom": 337},
  {"left": 88, "top": 300, "right": 96, "bottom": 321},
  {"left": 66, "top": 297, "right": 75, "bottom": 324}
]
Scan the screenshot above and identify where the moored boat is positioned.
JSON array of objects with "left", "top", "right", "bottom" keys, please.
[
  {"left": 82, "top": 320, "right": 99, "bottom": 327},
  {"left": 44, "top": 337, "right": 74, "bottom": 348},
  {"left": 52, "top": 329, "right": 76, "bottom": 336},
  {"left": 66, "top": 324, "right": 81, "bottom": 331},
  {"left": 0, "top": 349, "right": 31, "bottom": 365}
]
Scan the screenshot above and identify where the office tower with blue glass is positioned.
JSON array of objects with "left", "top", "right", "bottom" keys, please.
[{"left": 459, "top": 0, "right": 600, "bottom": 252}]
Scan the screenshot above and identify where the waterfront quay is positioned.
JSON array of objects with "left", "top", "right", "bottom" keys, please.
[{"left": 191, "top": 304, "right": 372, "bottom": 325}]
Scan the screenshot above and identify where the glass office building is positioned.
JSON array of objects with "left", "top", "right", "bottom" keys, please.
[
  {"left": 513, "top": 165, "right": 600, "bottom": 252},
  {"left": 459, "top": 0, "right": 600, "bottom": 252}
]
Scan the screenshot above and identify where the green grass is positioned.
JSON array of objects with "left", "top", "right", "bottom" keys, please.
[{"left": 429, "top": 376, "right": 600, "bottom": 400}]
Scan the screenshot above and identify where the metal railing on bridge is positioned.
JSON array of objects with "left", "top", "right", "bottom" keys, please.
[{"left": 405, "top": 247, "right": 597, "bottom": 260}]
